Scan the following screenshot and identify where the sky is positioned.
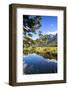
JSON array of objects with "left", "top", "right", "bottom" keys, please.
[{"left": 32, "top": 15, "right": 57, "bottom": 40}]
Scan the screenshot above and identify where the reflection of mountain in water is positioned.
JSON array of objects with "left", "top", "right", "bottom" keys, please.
[{"left": 23, "top": 53, "right": 57, "bottom": 74}]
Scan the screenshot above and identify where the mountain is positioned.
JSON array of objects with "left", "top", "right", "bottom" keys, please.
[
  {"left": 33, "top": 33, "right": 57, "bottom": 47},
  {"left": 35, "top": 33, "right": 57, "bottom": 47},
  {"left": 44, "top": 34, "right": 57, "bottom": 46}
]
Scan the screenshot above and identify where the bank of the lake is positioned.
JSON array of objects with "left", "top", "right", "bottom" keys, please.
[{"left": 23, "top": 46, "right": 57, "bottom": 60}]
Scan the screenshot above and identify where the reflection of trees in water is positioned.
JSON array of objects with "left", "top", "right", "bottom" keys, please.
[
  {"left": 23, "top": 62, "right": 57, "bottom": 74},
  {"left": 23, "top": 49, "right": 57, "bottom": 60}
]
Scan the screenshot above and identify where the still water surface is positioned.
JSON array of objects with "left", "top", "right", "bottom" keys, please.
[{"left": 23, "top": 53, "right": 57, "bottom": 74}]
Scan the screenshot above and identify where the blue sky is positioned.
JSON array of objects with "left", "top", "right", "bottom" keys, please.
[{"left": 32, "top": 16, "right": 57, "bottom": 40}]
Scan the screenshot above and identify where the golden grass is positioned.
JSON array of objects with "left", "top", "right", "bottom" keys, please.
[{"left": 23, "top": 46, "right": 57, "bottom": 60}]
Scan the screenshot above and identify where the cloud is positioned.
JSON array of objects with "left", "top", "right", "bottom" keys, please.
[{"left": 46, "top": 31, "right": 57, "bottom": 35}]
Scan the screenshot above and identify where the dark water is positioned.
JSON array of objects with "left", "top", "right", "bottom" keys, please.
[{"left": 23, "top": 53, "right": 57, "bottom": 74}]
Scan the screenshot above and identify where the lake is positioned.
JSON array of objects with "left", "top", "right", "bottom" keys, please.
[{"left": 23, "top": 53, "right": 57, "bottom": 74}]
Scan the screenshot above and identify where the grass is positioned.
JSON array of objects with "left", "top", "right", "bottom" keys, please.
[{"left": 23, "top": 46, "right": 57, "bottom": 60}]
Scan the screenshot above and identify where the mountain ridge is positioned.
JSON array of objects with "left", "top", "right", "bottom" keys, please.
[{"left": 35, "top": 33, "right": 57, "bottom": 47}]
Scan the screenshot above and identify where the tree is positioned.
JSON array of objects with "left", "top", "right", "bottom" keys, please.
[
  {"left": 35, "top": 31, "right": 48, "bottom": 46},
  {"left": 23, "top": 15, "right": 42, "bottom": 47},
  {"left": 23, "top": 36, "right": 35, "bottom": 47},
  {"left": 38, "top": 31, "right": 43, "bottom": 38},
  {"left": 23, "top": 15, "right": 41, "bottom": 35}
]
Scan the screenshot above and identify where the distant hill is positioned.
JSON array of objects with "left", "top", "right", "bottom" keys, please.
[
  {"left": 45, "top": 34, "right": 57, "bottom": 46},
  {"left": 35, "top": 34, "right": 57, "bottom": 47}
]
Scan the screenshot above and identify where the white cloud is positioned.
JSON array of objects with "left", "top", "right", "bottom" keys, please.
[{"left": 46, "top": 31, "right": 57, "bottom": 35}]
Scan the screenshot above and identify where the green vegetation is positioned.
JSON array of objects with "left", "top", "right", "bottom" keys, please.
[
  {"left": 23, "top": 46, "right": 57, "bottom": 60},
  {"left": 23, "top": 15, "right": 42, "bottom": 47}
]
